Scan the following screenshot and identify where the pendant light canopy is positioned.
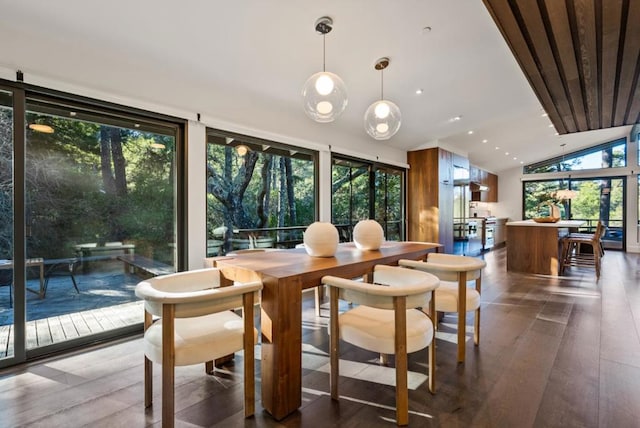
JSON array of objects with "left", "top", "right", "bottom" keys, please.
[
  {"left": 364, "top": 57, "right": 401, "bottom": 140},
  {"left": 302, "top": 17, "right": 348, "bottom": 123}
]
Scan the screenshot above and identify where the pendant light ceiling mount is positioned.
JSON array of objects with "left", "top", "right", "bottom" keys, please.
[
  {"left": 374, "top": 57, "right": 390, "bottom": 71},
  {"left": 302, "top": 16, "right": 348, "bottom": 123},
  {"left": 314, "top": 16, "right": 333, "bottom": 35},
  {"left": 364, "top": 57, "right": 401, "bottom": 140}
]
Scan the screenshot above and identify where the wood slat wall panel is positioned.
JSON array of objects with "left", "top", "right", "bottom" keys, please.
[
  {"left": 483, "top": 2, "right": 567, "bottom": 133},
  {"left": 572, "top": 1, "right": 599, "bottom": 130},
  {"left": 617, "top": 0, "right": 640, "bottom": 125},
  {"left": 484, "top": 0, "right": 640, "bottom": 134},
  {"left": 544, "top": 0, "right": 588, "bottom": 131},
  {"left": 517, "top": 0, "right": 577, "bottom": 132},
  {"left": 600, "top": 1, "right": 624, "bottom": 128}
]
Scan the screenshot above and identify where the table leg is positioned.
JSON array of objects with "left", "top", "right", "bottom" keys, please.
[{"left": 260, "top": 275, "right": 303, "bottom": 420}]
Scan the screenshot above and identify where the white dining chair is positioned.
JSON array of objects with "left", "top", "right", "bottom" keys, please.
[
  {"left": 322, "top": 264, "right": 439, "bottom": 426},
  {"left": 400, "top": 253, "right": 486, "bottom": 363},
  {"left": 135, "top": 268, "right": 262, "bottom": 427}
]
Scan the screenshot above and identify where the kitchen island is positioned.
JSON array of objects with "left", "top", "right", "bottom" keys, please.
[{"left": 506, "top": 220, "right": 584, "bottom": 276}]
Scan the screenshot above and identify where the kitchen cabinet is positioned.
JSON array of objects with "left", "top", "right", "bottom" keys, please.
[
  {"left": 470, "top": 165, "right": 498, "bottom": 202},
  {"left": 469, "top": 165, "right": 481, "bottom": 183},
  {"left": 438, "top": 149, "right": 453, "bottom": 185},
  {"left": 493, "top": 218, "right": 508, "bottom": 247},
  {"left": 407, "top": 148, "right": 454, "bottom": 253},
  {"left": 485, "top": 172, "right": 498, "bottom": 202}
]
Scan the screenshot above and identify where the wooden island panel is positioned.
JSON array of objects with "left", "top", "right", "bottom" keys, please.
[{"left": 506, "top": 220, "right": 584, "bottom": 276}]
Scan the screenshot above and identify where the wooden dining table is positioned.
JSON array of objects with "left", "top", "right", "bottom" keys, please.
[{"left": 214, "top": 241, "right": 442, "bottom": 420}]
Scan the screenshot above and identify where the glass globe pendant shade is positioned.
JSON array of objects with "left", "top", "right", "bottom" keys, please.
[
  {"left": 302, "top": 71, "right": 348, "bottom": 123},
  {"left": 364, "top": 99, "right": 401, "bottom": 140}
]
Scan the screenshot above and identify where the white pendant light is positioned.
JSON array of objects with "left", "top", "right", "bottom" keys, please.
[
  {"left": 554, "top": 144, "right": 578, "bottom": 200},
  {"left": 364, "top": 57, "right": 401, "bottom": 140},
  {"left": 302, "top": 17, "right": 348, "bottom": 123}
]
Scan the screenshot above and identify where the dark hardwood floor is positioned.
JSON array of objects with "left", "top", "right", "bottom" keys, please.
[{"left": 1, "top": 247, "right": 639, "bottom": 427}]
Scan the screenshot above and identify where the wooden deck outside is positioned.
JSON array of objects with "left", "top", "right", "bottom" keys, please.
[{"left": 0, "top": 301, "right": 143, "bottom": 358}]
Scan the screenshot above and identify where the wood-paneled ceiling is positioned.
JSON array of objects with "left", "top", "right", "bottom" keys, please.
[{"left": 483, "top": 0, "right": 640, "bottom": 135}]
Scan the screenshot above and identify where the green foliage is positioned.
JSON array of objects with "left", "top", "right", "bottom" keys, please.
[
  {"left": 524, "top": 178, "right": 624, "bottom": 225},
  {"left": 206, "top": 143, "right": 315, "bottom": 237},
  {"left": 331, "top": 163, "right": 369, "bottom": 225},
  {"left": 1, "top": 107, "right": 177, "bottom": 262}
]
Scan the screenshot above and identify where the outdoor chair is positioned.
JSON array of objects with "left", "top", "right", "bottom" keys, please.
[
  {"left": 0, "top": 268, "right": 13, "bottom": 307},
  {"left": 43, "top": 258, "right": 80, "bottom": 297}
]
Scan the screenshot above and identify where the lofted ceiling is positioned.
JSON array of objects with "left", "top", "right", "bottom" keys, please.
[
  {"left": 484, "top": 0, "right": 640, "bottom": 135},
  {"left": 0, "top": 0, "right": 636, "bottom": 173}
]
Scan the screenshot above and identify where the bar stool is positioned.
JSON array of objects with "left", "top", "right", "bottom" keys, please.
[
  {"left": 399, "top": 253, "right": 486, "bottom": 363},
  {"left": 560, "top": 220, "right": 604, "bottom": 279}
]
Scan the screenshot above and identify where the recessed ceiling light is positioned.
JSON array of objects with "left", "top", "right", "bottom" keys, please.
[
  {"left": 482, "top": 139, "right": 488, "bottom": 143},
  {"left": 513, "top": 157, "right": 517, "bottom": 160},
  {"left": 134, "top": 123, "right": 141, "bottom": 128},
  {"left": 468, "top": 130, "right": 474, "bottom": 135},
  {"left": 495, "top": 146, "right": 500, "bottom": 150},
  {"left": 69, "top": 111, "right": 77, "bottom": 117},
  {"left": 555, "top": 132, "right": 559, "bottom": 136},
  {"left": 236, "top": 144, "right": 249, "bottom": 156},
  {"left": 505, "top": 152, "right": 509, "bottom": 155},
  {"left": 520, "top": 161, "right": 524, "bottom": 164},
  {"left": 415, "top": 88, "right": 423, "bottom": 95},
  {"left": 449, "top": 116, "right": 462, "bottom": 122},
  {"left": 28, "top": 123, "right": 54, "bottom": 133},
  {"left": 548, "top": 124, "right": 554, "bottom": 128},
  {"left": 541, "top": 113, "right": 548, "bottom": 117}
]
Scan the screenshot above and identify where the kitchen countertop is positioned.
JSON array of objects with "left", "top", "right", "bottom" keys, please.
[{"left": 506, "top": 219, "right": 585, "bottom": 228}]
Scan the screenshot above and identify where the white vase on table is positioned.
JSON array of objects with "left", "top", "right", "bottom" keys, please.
[
  {"left": 303, "top": 222, "right": 339, "bottom": 257},
  {"left": 353, "top": 219, "right": 384, "bottom": 250}
]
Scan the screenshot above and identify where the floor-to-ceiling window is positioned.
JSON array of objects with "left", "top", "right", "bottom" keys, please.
[
  {"left": 0, "top": 88, "right": 15, "bottom": 361},
  {"left": 1, "top": 84, "right": 184, "bottom": 366},
  {"left": 374, "top": 167, "right": 404, "bottom": 240},
  {"left": 522, "top": 138, "right": 627, "bottom": 251},
  {"left": 205, "top": 129, "right": 317, "bottom": 253},
  {"left": 331, "top": 156, "right": 405, "bottom": 241},
  {"left": 523, "top": 177, "right": 625, "bottom": 250}
]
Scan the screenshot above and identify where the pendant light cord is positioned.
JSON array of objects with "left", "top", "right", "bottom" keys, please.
[{"left": 380, "top": 69, "right": 384, "bottom": 100}]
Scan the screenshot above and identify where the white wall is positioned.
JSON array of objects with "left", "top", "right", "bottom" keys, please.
[
  {"left": 491, "top": 166, "right": 524, "bottom": 221},
  {"left": 187, "top": 122, "right": 208, "bottom": 270}
]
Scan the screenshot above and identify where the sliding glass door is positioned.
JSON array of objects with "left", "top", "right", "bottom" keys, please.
[
  {"left": 331, "top": 156, "right": 405, "bottom": 241},
  {"left": 1, "top": 86, "right": 184, "bottom": 366},
  {"left": 374, "top": 167, "right": 404, "bottom": 240},
  {"left": 570, "top": 178, "right": 625, "bottom": 250},
  {"left": 0, "top": 88, "right": 15, "bottom": 362}
]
